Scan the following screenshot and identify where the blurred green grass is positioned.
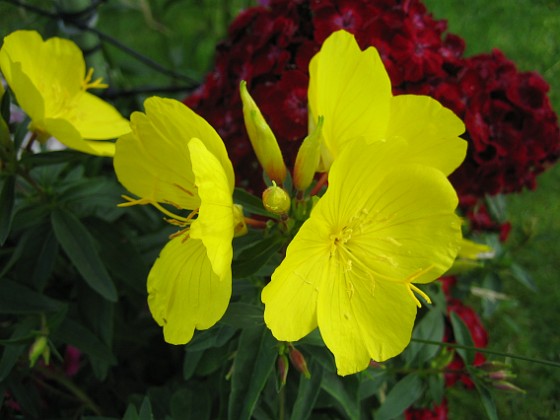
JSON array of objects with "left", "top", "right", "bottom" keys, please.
[{"left": 1, "top": 0, "right": 559, "bottom": 417}]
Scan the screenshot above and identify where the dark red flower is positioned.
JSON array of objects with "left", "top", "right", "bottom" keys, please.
[{"left": 405, "top": 399, "right": 448, "bottom": 420}]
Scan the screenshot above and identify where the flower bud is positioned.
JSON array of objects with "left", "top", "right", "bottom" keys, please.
[
  {"left": 232, "top": 204, "right": 248, "bottom": 237},
  {"left": 493, "top": 381, "right": 526, "bottom": 394},
  {"left": 29, "top": 336, "right": 50, "bottom": 367},
  {"left": 289, "top": 347, "right": 310, "bottom": 379},
  {"left": 488, "top": 370, "right": 516, "bottom": 381},
  {"left": 277, "top": 354, "right": 289, "bottom": 387},
  {"left": 262, "top": 182, "right": 291, "bottom": 216},
  {"left": 240, "top": 80, "right": 287, "bottom": 184},
  {"left": 294, "top": 115, "right": 324, "bottom": 192}
]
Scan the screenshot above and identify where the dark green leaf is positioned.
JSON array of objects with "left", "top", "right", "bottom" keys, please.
[
  {"left": 51, "top": 208, "right": 117, "bottom": 302},
  {"left": 375, "top": 374, "right": 423, "bottom": 420},
  {"left": 233, "top": 188, "right": 277, "bottom": 218},
  {"left": 0, "top": 317, "right": 36, "bottom": 381},
  {"left": 52, "top": 318, "right": 117, "bottom": 365},
  {"left": 358, "top": 369, "right": 387, "bottom": 401},
  {"left": 405, "top": 308, "right": 444, "bottom": 366},
  {"left": 0, "top": 279, "right": 65, "bottom": 314},
  {"left": 186, "top": 325, "right": 237, "bottom": 352},
  {"left": 20, "top": 150, "right": 83, "bottom": 166},
  {"left": 232, "top": 234, "right": 285, "bottom": 278},
  {"left": 428, "top": 374, "right": 445, "bottom": 405},
  {"left": 138, "top": 396, "right": 154, "bottom": 420},
  {"left": 473, "top": 376, "right": 499, "bottom": 420},
  {"left": 0, "top": 175, "right": 15, "bottom": 245},
  {"left": 183, "top": 350, "right": 205, "bottom": 381},
  {"left": 228, "top": 326, "right": 277, "bottom": 420},
  {"left": 510, "top": 263, "right": 538, "bottom": 291},
  {"left": 171, "top": 387, "right": 211, "bottom": 420},
  {"left": 320, "top": 371, "right": 360, "bottom": 420},
  {"left": 31, "top": 227, "right": 59, "bottom": 291},
  {"left": 13, "top": 116, "right": 29, "bottom": 150},
  {"left": 1, "top": 86, "right": 11, "bottom": 123},
  {"left": 122, "top": 404, "right": 140, "bottom": 420},
  {"left": 449, "top": 311, "right": 475, "bottom": 365},
  {"left": 291, "top": 360, "right": 324, "bottom": 420},
  {"left": 220, "top": 302, "right": 264, "bottom": 328}
]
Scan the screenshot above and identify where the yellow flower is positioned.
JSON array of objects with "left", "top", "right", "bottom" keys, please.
[
  {"left": 262, "top": 139, "right": 462, "bottom": 375},
  {"left": 307, "top": 30, "right": 467, "bottom": 173},
  {"left": 0, "top": 30, "right": 129, "bottom": 156},
  {"left": 114, "top": 97, "right": 239, "bottom": 344}
]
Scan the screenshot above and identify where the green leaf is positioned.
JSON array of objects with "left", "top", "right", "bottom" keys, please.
[
  {"left": 0, "top": 175, "right": 15, "bottom": 245},
  {"left": 31, "top": 227, "right": 59, "bottom": 291},
  {"left": 138, "top": 396, "right": 154, "bottom": 420},
  {"left": 51, "top": 208, "right": 117, "bottom": 302},
  {"left": 220, "top": 302, "right": 264, "bottom": 328},
  {"left": 291, "top": 360, "right": 324, "bottom": 420},
  {"left": 405, "top": 308, "right": 444, "bottom": 366},
  {"left": 171, "top": 387, "right": 211, "bottom": 420},
  {"left": 0, "top": 279, "right": 65, "bottom": 314},
  {"left": 320, "top": 371, "right": 360, "bottom": 420},
  {"left": 122, "top": 403, "right": 140, "bottom": 420},
  {"left": 449, "top": 311, "right": 475, "bottom": 365},
  {"left": 19, "top": 150, "right": 83, "bottom": 166},
  {"left": 232, "top": 234, "right": 285, "bottom": 278},
  {"left": 472, "top": 376, "right": 499, "bottom": 420},
  {"left": 0, "top": 317, "right": 36, "bottom": 381},
  {"left": 186, "top": 325, "right": 237, "bottom": 352},
  {"left": 428, "top": 374, "right": 445, "bottom": 405},
  {"left": 233, "top": 188, "right": 277, "bottom": 218},
  {"left": 375, "top": 374, "right": 423, "bottom": 420},
  {"left": 52, "top": 318, "right": 117, "bottom": 366},
  {"left": 1, "top": 86, "right": 11, "bottom": 123},
  {"left": 510, "top": 263, "right": 538, "bottom": 291},
  {"left": 358, "top": 369, "right": 387, "bottom": 401},
  {"left": 228, "top": 326, "right": 277, "bottom": 420}
]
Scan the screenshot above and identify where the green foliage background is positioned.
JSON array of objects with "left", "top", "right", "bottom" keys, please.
[{"left": 0, "top": 0, "right": 559, "bottom": 418}]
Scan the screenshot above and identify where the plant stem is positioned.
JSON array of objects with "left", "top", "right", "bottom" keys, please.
[{"left": 411, "top": 338, "right": 560, "bottom": 368}]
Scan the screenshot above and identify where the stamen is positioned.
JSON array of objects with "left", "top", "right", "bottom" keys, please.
[
  {"left": 407, "top": 284, "right": 432, "bottom": 308},
  {"left": 118, "top": 195, "right": 153, "bottom": 207},
  {"left": 152, "top": 202, "right": 197, "bottom": 223},
  {"left": 83, "top": 68, "right": 108, "bottom": 90}
]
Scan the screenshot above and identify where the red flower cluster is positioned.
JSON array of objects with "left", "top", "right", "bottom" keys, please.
[
  {"left": 405, "top": 399, "right": 448, "bottom": 420},
  {"left": 185, "top": 0, "right": 560, "bottom": 198}
]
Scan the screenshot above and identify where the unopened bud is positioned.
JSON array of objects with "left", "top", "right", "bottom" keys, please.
[
  {"left": 240, "top": 80, "right": 287, "bottom": 184},
  {"left": 29, "top": 336, "right": 50, "bottom": 367},
  {"left": 493, "top": 381, "right": 526, "bottom": 394},
  {"left": 294, "top": 116, "right": 323, "bottom": 192},
  {"left": 232, "top": 204, "right": 248, "bottom": 237},
  {"left": 289, "top": 347, "right": 310, "bottom": 379},
  {"left": 488, "top": 370, "right": 516, "bottom": 381},
  {"left": 457, "top": 238, "right": 494, "bottom": 260},
  {"left": 262, "top": 181, "right": 291, "bottom": 215},
  {"left": 277, "top": 354, "right": 289, "bottom": 387},
  {"left": 478, "top": 361, "right": 511, "bottom": 372}
]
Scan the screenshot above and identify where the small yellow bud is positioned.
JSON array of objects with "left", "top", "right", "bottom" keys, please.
[
  {"left": 294, "top": 115, "right": 324, "bottom": 192},
  {"left": 240, "top": 80, "right": 287, "bottom": 184},
  {"left": 233, "top": 204, "right": 248, "bottom": 237},
  {"left": 29, "top": 336, "right": 50, "bottom": 367},
  {"left": 262, "top": 182, "right": 291, "bottom": 215}
]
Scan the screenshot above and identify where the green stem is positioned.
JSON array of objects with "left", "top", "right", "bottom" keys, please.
[
  {"left": 35, "top": 365, "right": 103, "bottom": 415},
  {"left": 411, "top": 338, "right": 560, "bottom": 368}
]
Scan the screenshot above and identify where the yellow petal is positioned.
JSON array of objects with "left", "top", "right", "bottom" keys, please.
[
  {"left": 148, "top": 237, "right": 232, "bottom": 344},
  {"left": 316, "top": 263, "right": 416, "bottom": 375},
  {"left": 308, "top": 30, "right": 392, "bottom": 165},
  {"left": 71, "top": 92, "right": 130, "bottom": 139},
  {"left": 144, "top": 97, "right": 234, "bottom": 191},
  {"left": 115, "top": 98, "right": 228, "bottom": 210},
  {"left": 44, "top": 118, "right": 116, "bottom": 156},
  {"left": 188, "top": 138, "right": 234, "bottom": 281},
  {"left": 1, "top": 60, "right": 45, "bottom": 122},
  {"left": 262, "top": 216, "right": 330, "bottom": 341},
  {"left": 386, "top": 95, "right": 467, "bottom": 175}
]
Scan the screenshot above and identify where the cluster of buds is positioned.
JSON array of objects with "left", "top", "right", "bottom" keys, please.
[{"left": 477, "top": 361, "right": 525, "bottom": 394}]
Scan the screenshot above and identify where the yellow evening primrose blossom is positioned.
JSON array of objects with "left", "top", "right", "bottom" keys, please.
[
  {"left": 308, "top": 29, "right": 467, "bottom": 174},
  {"left": 262, "top": 139, "right": 463, "bottom": 375},
  {"left": 0, "top": 30, "right": 129, "bottom": 156},
  {"left": 114, "top": 97, "right": 241, "bottom": 344}
]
